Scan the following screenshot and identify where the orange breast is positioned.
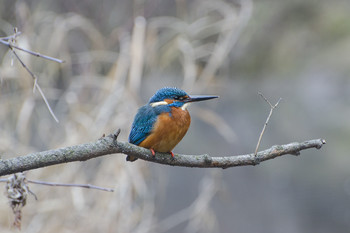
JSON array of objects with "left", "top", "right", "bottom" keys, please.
[{"left": 139, "top": 107, "right": 191, "bottom": 152}]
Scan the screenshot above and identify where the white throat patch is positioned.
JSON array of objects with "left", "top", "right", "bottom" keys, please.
[
  {"left": 150, "top": 101, "right": 168, "bottom": 107},
  {"left": 181, "top": 103, "right": 190, "bottom": 110}
]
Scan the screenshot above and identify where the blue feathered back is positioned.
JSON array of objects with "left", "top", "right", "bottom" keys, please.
[{"left": 128, "top": 104, "right": 171, "bottom": 145}]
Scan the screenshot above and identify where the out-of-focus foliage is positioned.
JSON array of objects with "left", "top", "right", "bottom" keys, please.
[{"left": 0, "top": 0, "right": 350, "bottom": 232}]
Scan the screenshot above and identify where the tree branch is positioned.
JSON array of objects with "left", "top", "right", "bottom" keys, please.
[{"left": 0, "top": 130, "right": 326, "bottom": 176}]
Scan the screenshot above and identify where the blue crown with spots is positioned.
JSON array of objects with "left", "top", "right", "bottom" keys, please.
[{"left": 149, "top": 87, "right": 188, "bottom": 103}]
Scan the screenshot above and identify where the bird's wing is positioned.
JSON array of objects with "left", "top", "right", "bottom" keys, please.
[
  {"left": 128, "top": 105, "right": 158, "bottom": 145},
  {"left": 129, "top": 105, "right": 171, "bottom": 145}
]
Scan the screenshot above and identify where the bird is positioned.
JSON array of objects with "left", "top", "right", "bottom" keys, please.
[{"left": 127, "top": 87, "right": 218, "bottom": 162}]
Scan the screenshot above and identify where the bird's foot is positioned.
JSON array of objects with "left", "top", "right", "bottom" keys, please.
[
  {"left": 170, "top": 151, "right": 175, "bottom": 158},
  {"left": 150, "top": 149, "right": 156, "bottom": 156}
]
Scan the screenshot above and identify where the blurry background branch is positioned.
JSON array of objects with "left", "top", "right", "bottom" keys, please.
[
  {"left": 0, "top": 132, "right": 325, "bottom": 176},
  {"left": 0, "top": 29, "right": 64, "bottom": 123}
]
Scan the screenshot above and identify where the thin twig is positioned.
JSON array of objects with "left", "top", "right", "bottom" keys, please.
[
  {"left": 9, "top": 42, "right": 64, "bottom": 63},
  {"left": 0, "top": 30, "right": 63, "bottom": 122},
  {"left": 0, "top": 31, "right": 22, "bottom": 40},
  {"left": 27, "top": 180, "right": 114, "bottom": 192},
  {"left": 27, "top": 188, "right": 38, "bottom": 201},
  {"left": 0, "top": 178, "right": 114, "bottom": 192},
  {"left": 0, "top": 37, "right": 64, "bottom": 63},
  {"left": 254, "top": 92, "right": 282, "bottom": 156},
  {"left": 9, "top": 46, "right": 59, "bottom": 123}
]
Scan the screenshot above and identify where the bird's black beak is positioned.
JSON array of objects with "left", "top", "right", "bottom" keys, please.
[{"left": 186, "top": 95, "right": 219, "bottom": 103}]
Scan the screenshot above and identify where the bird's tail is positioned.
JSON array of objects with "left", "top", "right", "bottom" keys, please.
[{"left": 126, "top": 155, "right": 138, "bottom": 162}]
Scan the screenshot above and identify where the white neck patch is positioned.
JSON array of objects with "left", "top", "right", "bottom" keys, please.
[
  {"left": 181, "top": 103, "right": 190, "bottom": 110},
  {"left": 150, "top": 101, "right": 190, "bottom": 110},
  {"left": 150, "top": 101, "right": 168, "bottom": 107}
]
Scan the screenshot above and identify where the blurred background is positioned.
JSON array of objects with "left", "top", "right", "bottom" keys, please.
[{"left": 0, "top": 0, "right": 349, "bottom": 232}]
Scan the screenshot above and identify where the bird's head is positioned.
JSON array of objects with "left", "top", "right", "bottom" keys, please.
[{"left": 149, "top": 87, "right": 218, "bottom": 109}]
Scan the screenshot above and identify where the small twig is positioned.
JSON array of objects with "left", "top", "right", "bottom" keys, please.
[
  {"left": 0, "top": 34, "right": 64, "bottom": 64},
  {"left": 111, "top": 129, "right": 121, "bottom": 141},
  {"left": 9, "top": 45, "right": 59, "bottom": 123},
  {"left": 0, "top": 31, "right": 22, "bottom": 40},
  {"left": 254, "top": 92, "right": 282, "bottom": 156},
  {"left": 0, "top": 178, "right": 114, "bottom": 192},
  {"left": 27, "top": 188, "right": 38, "bottom": 201},
  {"left": 7, "top": 42, "right": 64, "bottom": 63},
  {"left": 27, "top": 180, "right": 114, "bottom": 192},
  {"left": 0, "top": 29, "right": 63, "bottom": 122},
  {"left": 1, "top": 172, "right": 112, "bottom": 229}
]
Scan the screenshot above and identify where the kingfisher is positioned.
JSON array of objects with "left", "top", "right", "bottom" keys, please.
[{"left": 127, "top": 87, "right": 218, "bottom": 162}]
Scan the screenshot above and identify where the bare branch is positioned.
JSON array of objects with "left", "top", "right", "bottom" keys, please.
[
  {"left": 0, "top": 30, "right": 63, "bottom": 122},
  {"left": 0, "top": 31, "right": 22, "bottom": 40},
  {"left": 254, "top": 92, "right": 282, "bottom": 156},
  {"left": 0, "top": 130, "right": 326, "bottom": 176},
  {"left": 0, "top": 177, "right": 114, "bottom": 192},
  {"left": 0, "top": 32, "right": 64, "bottom": 63},
  {"left": 7, "top": 42, "right": 64, "bottom": 63},
  {"left": 10, "top": 49, "right": 59, "bottom": 123},
  {"left": 27, "top": 180, "right": 114, "bottom": 192}
]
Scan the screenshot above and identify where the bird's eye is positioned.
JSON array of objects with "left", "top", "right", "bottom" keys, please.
[{"left": 174, "top": 96, "right": 187, "bottom": 101}]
